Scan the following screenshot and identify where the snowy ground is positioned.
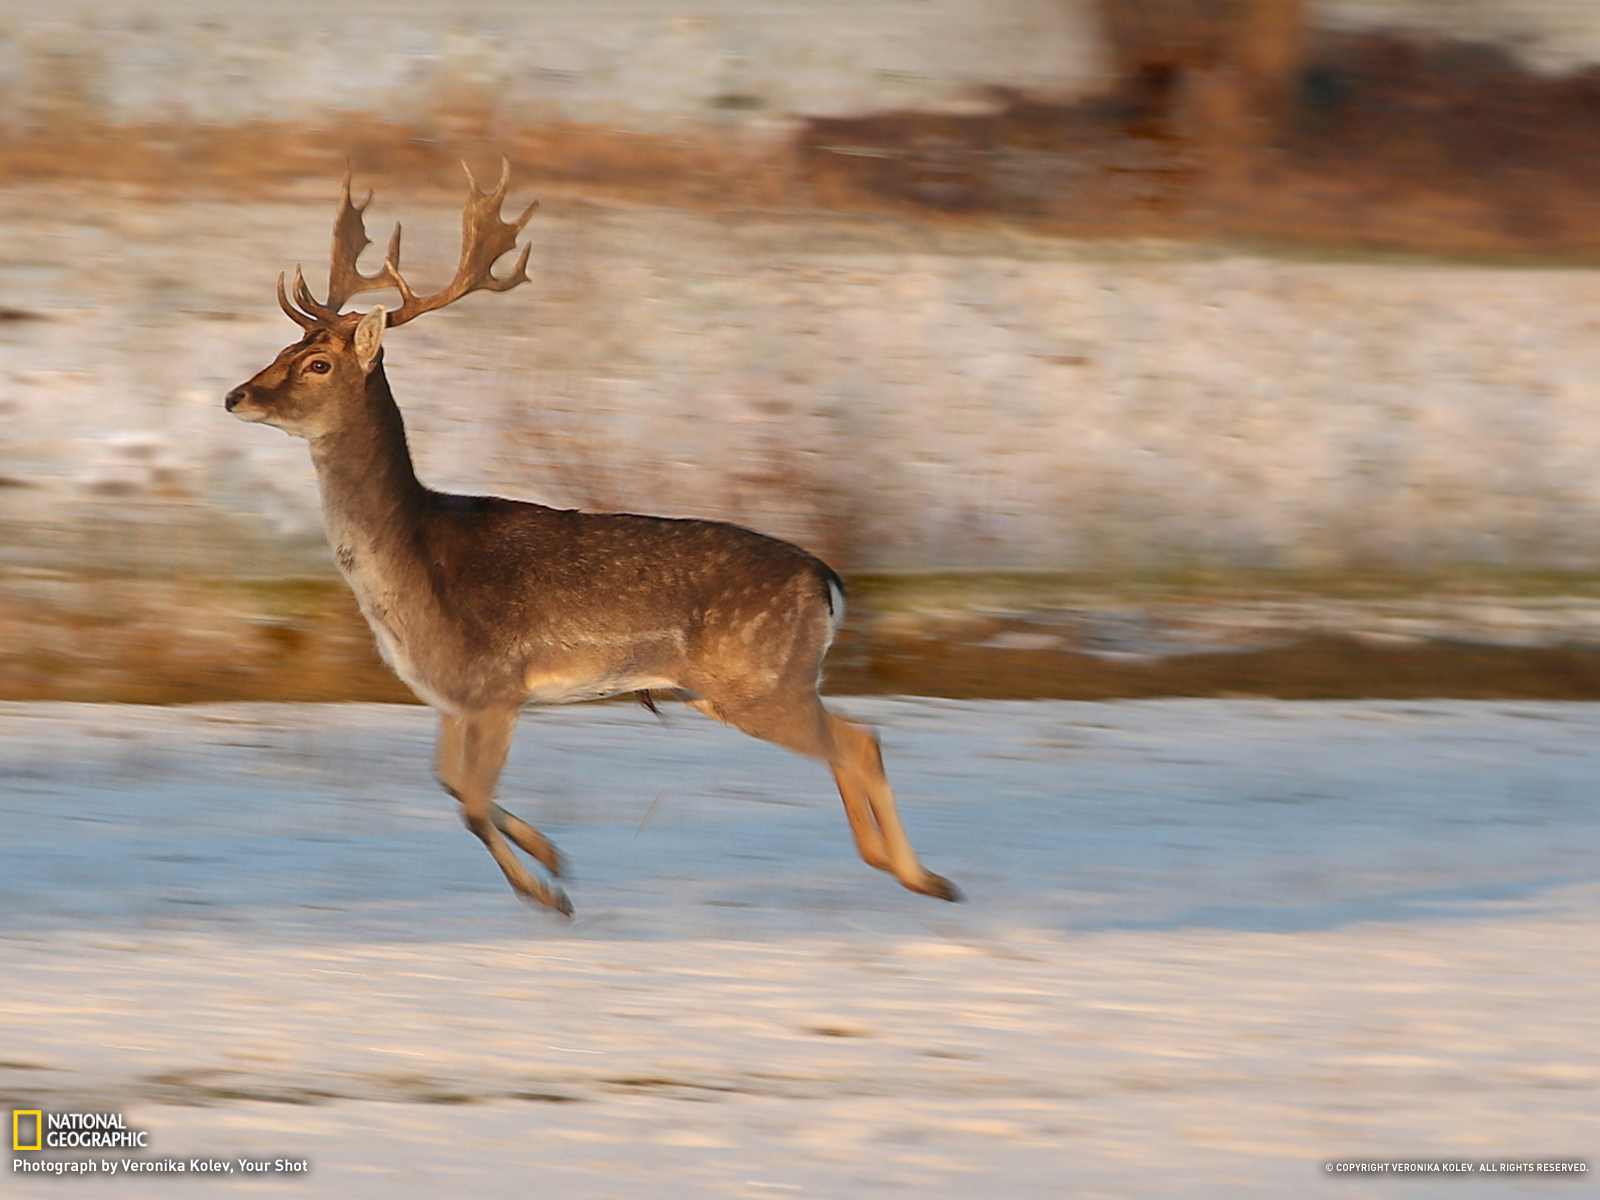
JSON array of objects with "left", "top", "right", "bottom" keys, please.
[{"left": 1, "top": 698, "right": 1597, "bottom": 1198}]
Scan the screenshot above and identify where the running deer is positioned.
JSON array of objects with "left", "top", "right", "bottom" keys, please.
[{"left": 225, "top": 163, "right": 959, "bottom": 914}]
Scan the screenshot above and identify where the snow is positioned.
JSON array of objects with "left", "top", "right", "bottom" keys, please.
[{"left": 1, "top": 698, "right": 1597, "bottom": 1197}]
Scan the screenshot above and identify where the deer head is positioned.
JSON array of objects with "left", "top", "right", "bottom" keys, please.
[{"left": 225, "top": 160, "right": 537, "bottom": 439}]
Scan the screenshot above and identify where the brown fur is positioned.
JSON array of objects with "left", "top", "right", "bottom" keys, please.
[{"left": 224, "top": 177, "right": 958, "bottom": 913}]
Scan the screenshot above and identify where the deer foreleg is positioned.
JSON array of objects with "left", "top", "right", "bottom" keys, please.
[
  {"left": 440, "top": 709, "right": 571, "bottom": 915},
  {"left": 488, "top": 805, "right": 564, "bottom": 877}
]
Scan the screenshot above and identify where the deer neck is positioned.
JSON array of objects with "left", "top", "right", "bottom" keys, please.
[{"left": 307, "top": 365, "right": 430, "bottom": 570}]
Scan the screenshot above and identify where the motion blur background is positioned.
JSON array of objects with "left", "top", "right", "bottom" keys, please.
[
  {"left": 5, "top": 0, "right": 1600, "bottom": 702},
  {"left": 7, "top": 14, "right": 1599, "bottom": 1194}
]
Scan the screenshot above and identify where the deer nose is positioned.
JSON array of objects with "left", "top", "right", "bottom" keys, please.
[{"left": 224, "top": 388, "right": 246, "bottom": 411}]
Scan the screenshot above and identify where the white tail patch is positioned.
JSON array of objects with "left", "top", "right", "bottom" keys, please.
[{"left": 825, "top": 574, "right": 846, "bottom": 636}]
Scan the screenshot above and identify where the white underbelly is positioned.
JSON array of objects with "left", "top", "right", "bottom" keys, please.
[{"left": 523, "top": 669, "right": 677, "bottom": 706}]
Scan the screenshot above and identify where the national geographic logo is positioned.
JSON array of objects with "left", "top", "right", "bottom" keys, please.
[
  {"left": 12, "top": 1108, "right": 310, "bottom": 1178},
  {"left": 13, "top": 1110, "right": 40, "bottom": 1152},
  {"left": 11, "top": 1110, "right": 149, "bottom": 1150}
]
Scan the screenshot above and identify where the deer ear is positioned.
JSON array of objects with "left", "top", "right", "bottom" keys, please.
[{"left": 353, "top": 306, "right": 386, "bottom": 374}]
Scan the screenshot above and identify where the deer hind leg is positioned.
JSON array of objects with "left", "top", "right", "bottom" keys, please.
[
  {"left": 705, "top": 689, "right": 960, "bottom": 902},
  {"left": 824, "top": 712, "right": 961, "bottom": 902},
  {"left": 436, "top": 709, "right": 571, "bottom": 914}
]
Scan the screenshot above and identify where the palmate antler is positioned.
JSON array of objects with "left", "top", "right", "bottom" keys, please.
[{"left": 278, "top": 159, "right": 538, "bottom": 331}]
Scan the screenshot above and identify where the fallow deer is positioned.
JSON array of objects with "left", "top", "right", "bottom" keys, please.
[{"left": 225, "top": 163, "right": 959, "bottom": 915}]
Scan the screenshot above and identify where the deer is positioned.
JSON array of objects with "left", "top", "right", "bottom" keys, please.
[{"left": 224, "top": 162, "right": 960, "bottom": 916}]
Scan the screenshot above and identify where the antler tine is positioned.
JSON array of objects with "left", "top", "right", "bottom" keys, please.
[
  {"left": 459, "top": 156, "right": 510, "bottom": 200},
  {"left": 513, "top": 196, "right": 539, "bottom": 233},
  {"left": 289, "top": 266, "right": 336, "bottom": 325},
  {"left": 325, "top": 171, "right": 396, "bottom": 312},
  {"left": 385, "top": 221, "right": 403, "bottom": 272},
  {"left": 384, "top": 159, "right": 537, "bottom": 327},
  {"left": 277, "top": 271, "right": 320, "bottom": 331},
  {"left": 478, "top": 157, "right": 538, "bottom": 236},
  {"left": 492, "top": 242, "right": 534, "bottom": 291},
  {"left": 381, "top": 227, "right": 423, "bottom": 312},
  {"left": 486, "top": 154, "right": 540, "bottom": 235}
]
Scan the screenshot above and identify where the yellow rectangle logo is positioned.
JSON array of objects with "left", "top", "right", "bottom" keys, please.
[{"left": 13, "top": 1109, "right": 42, "bottom": 1151}]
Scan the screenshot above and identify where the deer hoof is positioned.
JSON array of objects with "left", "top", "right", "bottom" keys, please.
[
  {"left": 517, "top": 885, "right": 573, "bottom": 918},
  {"left": 546, "top": 886, "right": 575, "bottom": 918},
  {"left": 911, "top": 872, "right": 963, "bottom": 903}
]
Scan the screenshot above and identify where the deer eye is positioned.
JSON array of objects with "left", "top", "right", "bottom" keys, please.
[{"left": 306, "top": 359, "right": 332, "bottom": 374}]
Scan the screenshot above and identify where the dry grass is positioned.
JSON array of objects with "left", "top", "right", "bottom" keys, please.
[
  {"left": 3, "top": 24, "right": 1599, "bottom": 255},
  {"left": 12, "top": 573, "right": 1600, "bottom": 703},
  {"left": 827, "top": 629, "right": 1600, "bottom": 701},
  {"left": 0, "top": 113, "right": 790, "bottom": 209},
  {"left": 798, "top": 29, "right": 1600, "bottom": 256},
  {"left": 0, "top": 576, "right": 411, "bottom": 705}
]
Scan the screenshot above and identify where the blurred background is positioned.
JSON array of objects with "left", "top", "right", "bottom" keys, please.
[{"left": 5, "top": 0, "right": 1600, "bottom": 702}]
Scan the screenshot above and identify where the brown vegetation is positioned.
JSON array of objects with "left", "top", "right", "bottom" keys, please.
[
  {"left": 800, "top": 20, "right": 1600, "bottom": 254},
  {"left": 0, "top": 115, "right": 754, "bottom": 207},
  {"left": 0, "top": 577, "right": 411, "bottom": 705},
  {"left": 827, "top": 630, "right": 1600, "bottom": 701},
  {"left": 10, "top": 575, "right": 1600, "bottom": 704},
  {"left": 2, "top": 5, "right": 1598, "bottom": 254}
]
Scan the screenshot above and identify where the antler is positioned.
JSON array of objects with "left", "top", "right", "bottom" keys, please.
[
  {"left": 328, "top": 175, "right": 396, "bottom": 311},
  {"left": 277, "top": 160, "right": 537, "bottom": 330},
  {"left": 383, "top": 159, "right": 537, "bottom": 327}
]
